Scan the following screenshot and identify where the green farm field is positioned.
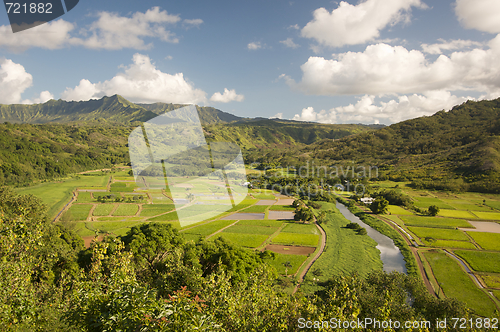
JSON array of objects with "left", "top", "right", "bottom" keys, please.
[
  {"left": 16, "top": 173, "right": 110, "bottom": 218},
  {"left": 62, "top": 204, "right": 93, "bottom": 221},
  {"left": 400, "top": 216, "right": 472, "bottom": 229},
  {"left": 92, "top": 204, "right": 115, "bottom": 216},
  {"left": 263, "top": 253, "right": 307, "bottom": 275},
  {"left": 212, "top": 233, "right": 268, "bottom": 248},
  {"left": 112, "top": 204, "right": 139, "bottom": 216},
  {"left": 223, "top": 224, "right": 279, "bottom": 235},
  {"left": 140, "top": 204, "right": 176, "bottom": 217},
  {"left": 423, "top": 250, "right": 497, "bottom": 317},
  {"left": 421, "top": 239, "right": 476, "bottom": 249},
  {"left": 466, "top": 232, "right": 500, "bottom": 251},
  {"left": 271, "top": 233, "right": 319, "bottom": 247},
  {"left": 454, "top": 250, "right": 500, "bottom": 274},
  {"left": 407, "top": 226, "right": 469, "bottom": 241}
]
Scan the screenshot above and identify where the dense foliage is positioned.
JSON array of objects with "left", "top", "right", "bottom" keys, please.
[{"left": 0, "top": 188, "right": 481, "bottom": 331}]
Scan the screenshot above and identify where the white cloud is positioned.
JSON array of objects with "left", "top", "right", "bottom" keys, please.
[
  {"left": 0, "top": 59, "right": 33, "bottom": 103},
  {"left": 288, "top": 24, "right": 300, "bottom": 30},
  {"left": 183, "top": 19, "right": 204, "bottom": 28},
  {"left": 210, "top": 88, "right": 244, "bottom": 103},
  {"left": 271, "top": 113, "right": 283, "bottom": 119},
  {"left": 289, "top": 35, "right": 500, "bottom": 97},
  {"left": 280, "top": 38, "right": 300, "bottom": 49},
  {"left": 421, "top": 39, "right": 483, "bottom": 54},
  {"left": 72, "top": 7, "right": 180, "bottom": 50},
  {"left": 292, "top": 91, "right": 475, "bottom": 125},
  {"left": 0, "top": 7, "right": 202, "bottom": 52},
  {"left": 301, "top": 0, "right": 426, "bottom": 48},
  {"left": 455, "top": 0, "right": 500, "bottom": 33},
  {"left": 22, "top": 91, "right": 54, "bottom": 104},
  {"left": 0, "top": 19, "right": 75, "bottom": 52},
  {"left": 62, "top": 54, "right": 207, "bottom": 104},
  {"left": 247, "top": 42, "right": 262, "bottom": 50}
]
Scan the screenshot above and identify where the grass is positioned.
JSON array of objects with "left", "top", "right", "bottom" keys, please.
[
  {"left": 386, "top": 205, "right": 414, "bottom": 215},
  {"left": 61, "top": 204, "right": 93, "bottom": 221},
  {"left": 225, "top": 198, "right": 259, "bottom": 212},
  {"left": 140, "top": 204, "right": 176, "bottom": 217},
  {"left": 269, "top": 205, "right": 295, "bottom": 211},
  {"left": 481, "top": 274, "right": 500, "bottom": 288},
  {"left": 211, "top": 233, "right": 269, "bottom": 248},
  {"left": 148, "top": 212, "right": 178, "bottom": 222},
  {"left": 222, "top": 224, "right": 279, "bottom": 235},
  {"left": 97, "top": 217, "right": 144, "bottom": 222},
  {"left": 407, "top": 226, "right": 469, "bottom": 241},
  {"left": 412, "top": 197, "right": 456, "bottom": 210},
  {"left": 240, "top": 205, "right": 269, "bottom": 213},
  {"left": 470, "top": 211, "right": 500, "bottom": 220},
  {"left": 400, "top": 216, "right": 473, "bottom": 229},
  {"left": 467, "top": 232, "right": 500, "bottom": 251},
  {"left": 182, "top": 233, "right": 203, "bottom": 243},
  {"left": 299, "top": 204, "right": 382, "bottom": 294},
  {"left": 485, "top": 201, "right": 500, "bottom": 211},
  {"left": 92, "top": 204, "right": 115, "bottom": 216},
  {"left": 271, "top": 233, "right": 319, "bottom": 247},
  {"left": 112, "top": 204, "right": 139, "bottom": 216},
  {"left": 438, "top": 209, "right": 478, "bottom": 219},
  {"left": 150, "top": 194, "right": 173, "bottom": 204},
  {"left": 263, "top": 253, "right": 307, "bottom": 275},
  {"left": 492, "top": 290, "right": 500, "bottom": 302},
  {"left": 15, "top": 174, "right": 109, "bottom": 219},
  {"left": 423, "top": 250, "right": 497, "bottom": 317},
  {"left": 87, "top": 221, "right": 141, "bottom": 234},
  {"left": 237, "top": 219, "right": 284, "bottom": 227},
  {"left": 76, "top": 192, "right": 93, "bottom": 203},
  {"left": 252, "top": 194, "right": 276, "bottom": 200},
  {"left": 182, "top": 219, "right": 236, "bottom": 236},
  {"left": 421, "top": 239, "right": 477, "bottom": 249},
  {"left": 454, "top": 250, "right": 500, "bottom": 274},
  {"left": 281, "top": 223, "right": 319, "bottom": 235}
]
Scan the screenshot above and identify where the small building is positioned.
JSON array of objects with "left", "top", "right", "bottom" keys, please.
[{"left": 360, "top": 197, "right": 374, "bottom": 205}]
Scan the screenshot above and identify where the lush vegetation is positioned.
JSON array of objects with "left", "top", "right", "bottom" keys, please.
[{"left": 0, "top": 188, "right": 477, "bottom": 331}]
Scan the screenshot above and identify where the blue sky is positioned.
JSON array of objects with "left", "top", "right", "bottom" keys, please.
[{"left": 0, "top": 0, "right": 499, "bottom": 124}]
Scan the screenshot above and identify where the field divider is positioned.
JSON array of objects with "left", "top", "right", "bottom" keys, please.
[
  {"left": 205, "top": 220, "right": 240, "bottom": 240},
  {"left": 255, "top": 223, "right": 287, "bottom": 251}
]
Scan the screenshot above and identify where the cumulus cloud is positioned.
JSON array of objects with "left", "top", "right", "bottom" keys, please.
[
  {"left": 301, "top": 0, "right": 426, "bottom": 48},
  {"left": 271, "top": 113, "right": 283, "bottom": 119},
  {"left": 280, "top": 38, "right": 300, "bottom": 48},
  {"left": 247, "top": 42, "right": 262, "bottom": 50},
  {"left": 421, "top": 39, "right": 483, "bottom": 54},
  {"left": 0, "top": 7, "right": 202, "bottom": 52},
  {"left": 210, "top": 88, "right": 244, "bottom": 103},
  {"left": 292, "top": 92, "right": 474, "bottom": 124},
  {"left": 22, "top": 91, "right": 54, "bottom": 104},
  {"left": 0, "top": 19, "right": 75, "bottom": 52},
  {"left": 0, "top": 59, "right": 33, "bottom": 103},
  {"left": 72, "top": 7, "right": 180, "bottom": 50},
  {"left": 62, "top": 54, "right": 207, "bottom": 104},
  {"left": 289, "top": 35, "right": 500, "bottom": 97},
  {"left": 455, "top": 0, "right": 500, "bottom": 33},
  {"left": 183, "top": 19, "right": 204, "bottom": 28}
]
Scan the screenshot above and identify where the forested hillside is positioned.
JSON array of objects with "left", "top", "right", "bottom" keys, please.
[
  {"left": 267, "top": 98, "right": 500, "bottom": 193},
  {"left": 0, "top": 120, "right": 372, "bottom": 187}
]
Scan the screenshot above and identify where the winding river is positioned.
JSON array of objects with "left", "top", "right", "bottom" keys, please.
[{"left": 336, "top": 202, "right": 407, "bottom": 274}]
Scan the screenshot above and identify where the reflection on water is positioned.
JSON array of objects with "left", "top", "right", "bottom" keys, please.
[{"left": 336, "top": 202, "right": 407, "bottom": 274}]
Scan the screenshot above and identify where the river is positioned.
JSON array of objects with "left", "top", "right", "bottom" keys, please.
[{"left": 336, "top": 202, "right": 407, "bottom": 274}]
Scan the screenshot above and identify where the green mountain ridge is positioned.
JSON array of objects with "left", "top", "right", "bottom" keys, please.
[{"left": 272, "top": 98, "right": 500, "bottom": 192}]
